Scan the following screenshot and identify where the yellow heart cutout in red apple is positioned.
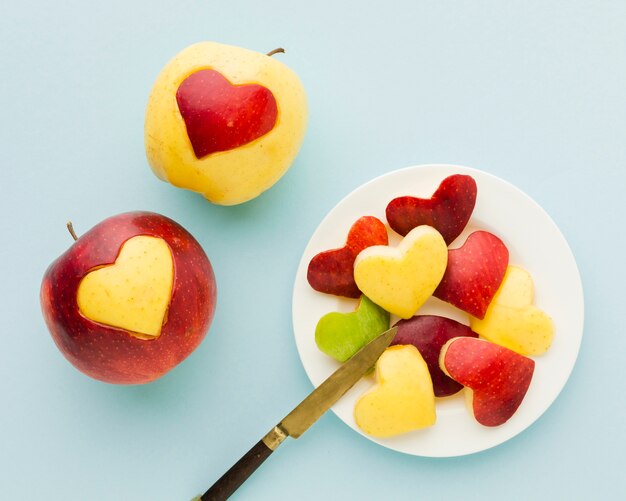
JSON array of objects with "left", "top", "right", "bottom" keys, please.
[{"left": 76, "top": 236, "right": 174, "bottom": 339}]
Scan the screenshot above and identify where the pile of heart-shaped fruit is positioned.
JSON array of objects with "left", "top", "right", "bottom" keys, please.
[{"left": 306, "top": 174, "right": 555, "bottom": 437}]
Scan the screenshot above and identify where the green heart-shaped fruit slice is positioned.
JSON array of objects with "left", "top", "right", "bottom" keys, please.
[{"left": 315, "top": 295, "right": 390, "bottom": 362}]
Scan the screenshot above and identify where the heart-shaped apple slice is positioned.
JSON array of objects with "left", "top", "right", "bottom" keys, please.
[
  {"left": 386, "top": 174, "right": 477, "bottom": 244},
  {"left": 433, "top": 231, "right": 509, "bottom": 319},
  {"left": 391, "top": 315, "right": 478, "bottom": 397},
  {"left": 315, "top": 295, "right": 390, "bottom": 362},
  {"left": 354, "top": 345, "right": 436, "bottom": 437},
  {"left": 470, "top": 265, "right": 554, "bottom": 356},
  {"left": 354, "top": 225, "right": 448, "bottom": 319},
  {"left": 486, "top": 265, "right": 533, "bottom": 308},
  {"left": 176, "top": 69, "right": 278, "bottom": 158},
  {"left": 307, "top": 216, "right": 388, "bottom": 298},
  {"left": 77, "top": 236, "right": 174, "bottom": 339},
  {"left": 440, "top": 337, "right": 535, "bottom": 427}
]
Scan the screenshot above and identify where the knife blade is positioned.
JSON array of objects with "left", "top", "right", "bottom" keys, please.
[{"left": 196, "top": 326, "right": 397, "bottom": 501}]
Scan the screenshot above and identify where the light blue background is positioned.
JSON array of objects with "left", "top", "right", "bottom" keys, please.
[{"left": 1, "top": 1, "right": 625, "bottom": 499}]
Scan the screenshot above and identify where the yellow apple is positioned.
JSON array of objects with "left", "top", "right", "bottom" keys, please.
[{"left": 144, "top": 42, "right": 308, "bottom": 205}]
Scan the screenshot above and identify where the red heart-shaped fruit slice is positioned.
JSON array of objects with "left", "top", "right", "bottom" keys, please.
[
  {"left": 391, "top": 315, "right": 478, "bottom": 397},
  {"left": 433, "top": 231, "right": 509, "bottom": 319},
  {"left": 386, "top": 174, "right": 477, "bottom": 244},
  {"left": 440, "top": 337, "right": 535, "bottom": 427},
  {"left": 176, "top": 69, "right": 278, "bottom": 158},
  {"left": 307, "top": 216, "right": 388, "bottom": 298}
]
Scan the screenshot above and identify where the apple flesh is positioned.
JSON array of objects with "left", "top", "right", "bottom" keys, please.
[
  {"left": 391, "top": 315, "right": 478, "bottom": 397},
  {"left": 145, "top": 41, "right": 307, "bottom": 205},
  {"left": 40, "top": 211, "right": 217, "bottom": 384},
  {"left": 354, "top": 345, "right": 436, "bottom": 438},
  {"left": 470, "top": 265, "right": 554, "bottom": 356},
  {"left": 353, "top": 225, "right": 448, "bottom": 319}
]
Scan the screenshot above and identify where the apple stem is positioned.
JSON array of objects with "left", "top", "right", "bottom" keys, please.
[
  {"left": 66, "top": 221, "right": 78, "bottom": 241},
  {"left": 266, "top": 48, "right": 285, "bottom": 57}
]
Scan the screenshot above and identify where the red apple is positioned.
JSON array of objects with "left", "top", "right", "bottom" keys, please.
[
  {"left": 440, "top": 337, "right": 535, "bottom": 426},
  {"left": 433, "top": 231, "right": 509, "bottom": 319},
  {"left": 176, "top": 69, "right": 278, "bottom": 158},
  {"left": 40, "top": 211, "right": 217, "bottom": 384},
  {"left": 391, "top": 315, "right": 478, "bottom": 397},
  {"left": 307, "top": 216, "right": 388, "bottom": 298},
  {"left": 385, "top": 174, "right": 477, "bottom": 244}
]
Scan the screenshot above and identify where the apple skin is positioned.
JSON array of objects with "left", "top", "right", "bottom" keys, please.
[
  {"left": 386, "top": 174, "right": 477, "bottom": 245},
  {"left": 315, "top": 295, "right": 390, "bottom": 362},
  {"left": 145, "top": 41, "right": 308, "bottom": 206},
  {"left": 40, "top": 211, "right": 217, "bottom": 384},
  {"left": 307, "top": 216, "right": 388, "bottom": 298},
  {"left": 440, "top": 337, "right": 535, "bottom": 426},
  {"left": 433, "top": 231, "right": 509, "bottom": 319},
  {"left": 391, "top": 315, "right": 478, "bottom": 397},
  {"left": 176, "top": 69, "right": 278, "bottom": 158}
]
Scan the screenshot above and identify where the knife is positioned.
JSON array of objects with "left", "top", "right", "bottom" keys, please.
[{"left": 195, "top": 326, "right": 397, "bottom": 501}]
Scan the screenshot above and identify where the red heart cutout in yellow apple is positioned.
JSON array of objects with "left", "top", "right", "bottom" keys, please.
[{"left": 176, "top": 69, "right": 278, "bottom": 158}]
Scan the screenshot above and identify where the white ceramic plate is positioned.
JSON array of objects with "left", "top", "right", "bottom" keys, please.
[{"left": 292, "top": 164, "right": 584, "bottom": 457}]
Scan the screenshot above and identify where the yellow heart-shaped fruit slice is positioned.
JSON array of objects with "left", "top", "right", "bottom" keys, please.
[
  {"left": 470, "top": 265, "right": 554, "bottom": 355},
  {"left": 490, "top": 265, "right": 534, "bottom": 308},
  {"left": 354, "top": 345, "right": 436, "bottom": 437},
  {"left": 77, "top": 236, "right": 174, "bottom": 339},
  {"left": 353, "top": 225, "right": 447, "bottom": 319}
]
